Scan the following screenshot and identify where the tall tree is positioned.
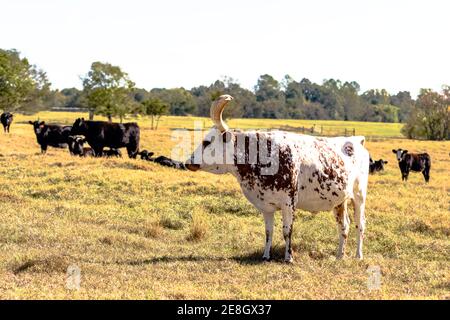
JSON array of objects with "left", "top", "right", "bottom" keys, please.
[
  {"left": 82, "top": 62, "right": 135, "bottom": 121},
  {"left": 140, "top": 98, "right": 169, "bottom": 130},
  {"left": 402, "top": 87, "right": 449, "bottom": 140},
  {"left": 0, "top": 49, "right": 51, "bottom": 113}
]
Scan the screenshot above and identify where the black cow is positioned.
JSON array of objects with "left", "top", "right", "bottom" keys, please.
[
  {"left": 139, "top": 149, "right": 186, "bottom": 170},
  {"left": 70, "top": 118, "right": 140, "bottom": 158},
  {"left": 69, "top": 135, "right": 122, "bottom": 158},
  {"left": 1, "top": 112, "right": 13, "bottom": 133},
  {"left": 29, "top": 121, "right": 72, "bottom": 154},
  {"left": 369, "top": 158, "right": 388, "bottom": 174},
  {"left": 392, "top": 149, "right": 431, "bottom": 182}
]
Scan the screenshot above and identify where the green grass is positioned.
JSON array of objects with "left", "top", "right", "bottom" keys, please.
[{"left": 0, "top": 112, "right": 448, "bottom": 299}]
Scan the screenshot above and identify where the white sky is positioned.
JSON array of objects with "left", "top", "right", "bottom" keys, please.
[{"left": 1, "top": 0, "right": 449, "bottom": 96}]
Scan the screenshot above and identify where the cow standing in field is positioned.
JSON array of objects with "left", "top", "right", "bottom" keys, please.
[
  {"left": 1, "top": 112, "right": 13, "bottom": 133},
  {"left": 185, "top": 95, "right": 370, "bottom": 262},
  {"left": 29, "top": 121, "right": 72, "bottom": 154},
  {"left": 70, "top": 118, "right": 140, "bottom": 158},
  {"left": 369, "top": 158, "right": 388, "bottom": 174},
  {"left": 392, "top": 149, "right": 431, "bottom": 182}
]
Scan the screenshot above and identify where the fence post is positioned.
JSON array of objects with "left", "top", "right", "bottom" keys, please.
[
  {"left": 344, "top": 128, "right": 347, "bottom": 136},
  {"left": 353, "top": 128, "right": 356, "bottom": 136},
  {"left": 321, "top": 125, "right": 323, "bottom": 135}
]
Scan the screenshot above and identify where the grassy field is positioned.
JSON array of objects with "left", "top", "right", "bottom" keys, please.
[{"left": 0, "top": 112, "right": 448, "bottom": 299}]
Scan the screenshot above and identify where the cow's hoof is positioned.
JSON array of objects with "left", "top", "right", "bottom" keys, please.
[
  {"left": 284, "top": 257, "right": 294, "bottom": 264},
  {"left": 262, "top": 256, "right": 271, "bottom": 262}
]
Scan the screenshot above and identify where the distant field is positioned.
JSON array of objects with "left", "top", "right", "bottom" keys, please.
[
  {"left": 0, "top": 112, "right": 448, "bottom": 299},
  {"left": 17, "top": 112, "right": 405, "bottom": 138}
]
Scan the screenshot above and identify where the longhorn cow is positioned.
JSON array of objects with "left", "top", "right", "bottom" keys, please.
[{"left": 185, "top": 95, "right": 370, "bottom": 262}]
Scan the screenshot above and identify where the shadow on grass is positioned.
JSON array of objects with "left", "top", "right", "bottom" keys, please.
[
  {"left": 118, "top": 245, "right": 332, "bottom": 266},
  {"left": 231, "top": 246, "right": 290, "bottom": 265},
  {"left": 118, "top": 255, "right": 228, "bottom": 266}
]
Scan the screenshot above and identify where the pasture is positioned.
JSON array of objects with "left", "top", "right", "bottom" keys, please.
[{"left": 0, "top": 113, "right": 448, "bottom": 299}]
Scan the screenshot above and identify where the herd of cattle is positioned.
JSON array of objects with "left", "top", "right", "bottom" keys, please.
[
  {"left": 1, "top": 111, "right": 432, "bottom": 182},
  {"left": 1, "top": 113, "right": 185, "bottom": 170},
  {"left": 0, "top": 99, "right": 434, "bottom": 262}
]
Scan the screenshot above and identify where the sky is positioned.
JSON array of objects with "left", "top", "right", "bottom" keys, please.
[{"left": 1, "top": 0, "right": 449, "bottom": 96}]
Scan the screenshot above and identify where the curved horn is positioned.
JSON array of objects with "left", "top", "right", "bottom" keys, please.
[{"left": 210, "top": 94, "right": 233, "bottom": 132}]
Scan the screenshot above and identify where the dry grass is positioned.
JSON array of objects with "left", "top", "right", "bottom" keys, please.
[
  {"left": 187, "top": 208, "right": 209, "bottom": 242},
  {"left": 0, "top": 112, "right": 448, "bottom": 299}
]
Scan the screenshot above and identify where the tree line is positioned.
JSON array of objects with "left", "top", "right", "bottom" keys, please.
[{"left": 1, "top": 49, "right": 448, "bottom": 140}]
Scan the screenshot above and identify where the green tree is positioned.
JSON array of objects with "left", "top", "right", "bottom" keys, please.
[
  {"left": 82, "top": 62, "right": 135, "bottom": 122},
  {"left": 402, "top": 87, "right": 449, "bottom": 140},
  {"left": 150, "top": 88, "right": 196, "bottom": 116},
  {"left": 0, "top": 49, "right": 51, "bottom": 113},
  {"left": 141, "top": 98, "right": 169, "bottom": 130}
]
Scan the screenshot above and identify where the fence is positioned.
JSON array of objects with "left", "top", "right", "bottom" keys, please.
[{"left": 278, "top": 125, "right": 356, "bottom": 137}]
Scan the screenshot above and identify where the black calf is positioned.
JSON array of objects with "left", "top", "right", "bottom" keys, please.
[
  {"left": 68, "top": 136, "right": 94, "bottom": 157},
  {"left": 139, "top": 149, "right": 186, "bottom": 170},
  {"left": 369, "top": 158, "right": 388, "bottom": 174},
  {"left": 139, "top": 150, "right": 154, "bottom": 160},
  {"left": 392, "top": 149, "right": 431, "bottom": 182}
]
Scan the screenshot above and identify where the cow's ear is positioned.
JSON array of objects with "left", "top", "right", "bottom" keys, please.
[
  {"left": 403, "top": 150, "right": 408, "bottom": 154},
  {"left": 39, "top": 121, "right": 45, "bottom": 126},
  {"left": 28, "top": 121, "right": 34, "bottom": 125},
  {"left": 384, "top": 161, "right": 388, "bottom": 164},
  {"left": 392, "top": 149, "right": 397, "bottom": 154},
  {"left": 81, "top": 118, "right": 85, "bottom": 122}
]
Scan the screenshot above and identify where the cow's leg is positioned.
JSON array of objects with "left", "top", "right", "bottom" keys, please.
[
  {"left": 422, "top": 167, "right": 430, "bottom": 183},
  {"left": 93, "top": 146, "right": 103, "bottom": 157},
  {"left": 402, "top": 169, "right": 409, "bottom": 181},
  {"left": 353, "top": 195, "right": 366, "bottom": 260},
  {"left": 281, "top": 206, "right": 294, "bottom": 263},
  {"left": 127, "top": 145, "right": 138, "bottom": 159},
  {"left": 333, "top": 201, "right": 350, "bottom": 259},
  {"left": 41, "top": 145, "right": 47, "bottom": 154},
  {"left": 262, "top": 210, "right": 275, "bottom": 261}
]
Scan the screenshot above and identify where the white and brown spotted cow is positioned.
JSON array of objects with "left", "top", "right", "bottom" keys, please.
[{"left": 185, "top": 95, "right": 370, "bottom": 262}]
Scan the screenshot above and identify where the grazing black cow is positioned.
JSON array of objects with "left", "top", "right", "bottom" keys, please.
[
  {"left": 369, "top": 158, "right": 388, "bottom": 174},
  {"left": 29, "top": 121, "right": 72, "bottom": 154},
  {"left": 139, "top": 149, "right": 186, "bottom": 170},
  {"left": 1, "top": 112, "right": 13, "bottom": 133},
  {"left": 70, "top": 118, "right": 140, "bottom": 158},
  {"left": 69, "top": 135, "right": 122, "bottom": 158},
  {"left": 392, "top": 149, "right": 431, "bottom": 182}
]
